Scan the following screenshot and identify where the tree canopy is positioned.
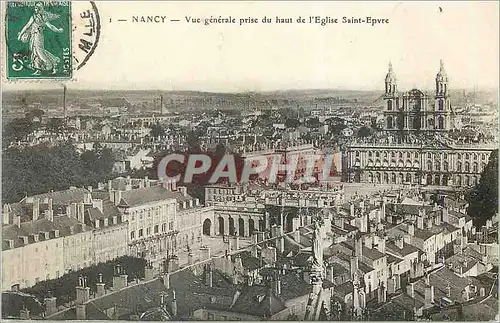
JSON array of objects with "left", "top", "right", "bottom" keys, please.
[
  {"left": 2, "top": 143, "right": 116, "bottom": 204},
  {"left": 467, "top": 149, "right": 498, "bottom": 227}
]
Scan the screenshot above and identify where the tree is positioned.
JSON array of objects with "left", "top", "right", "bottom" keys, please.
[
  {"left": 45, "top": 118, "right": 65, "bottom": 134},
  {"left": 3, "top": 118, "right": 37, "bottom": 144},
  {"left": 306, "top": 117, "right": 320, "bottom": 128},
  {"left": 149, "top": 123, "right": 166, "bottom": 138},
  {"left": 467, "top": 149, "right": 498, "bottom": 226},
  {"left": 285, "top": 118, "right": 300, "bottom": 129},
  {"left": 357, "top": 126, "right": 372, "bottom": 138}
]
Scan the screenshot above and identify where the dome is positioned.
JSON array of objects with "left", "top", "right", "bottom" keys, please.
[{"left": 385, "top": 62, "right": 397, "bottom": 83}]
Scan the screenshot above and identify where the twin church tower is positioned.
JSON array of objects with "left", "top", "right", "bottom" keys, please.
[{"left": 383, "top": 60, "right": 453, "bottom": 132}]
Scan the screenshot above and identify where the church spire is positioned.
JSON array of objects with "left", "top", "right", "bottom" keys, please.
[{"left": 385, "top": 61, "right": 397, "bottom": 95}]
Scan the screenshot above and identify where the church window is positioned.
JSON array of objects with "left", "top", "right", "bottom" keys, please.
[
  {"left": 473, "top": 163, "right": 478, "bottom": 173},
  {"left": 438, "top": 100, "right": 444, "bottom": 111},
  {"left": 473, "top": 154, "right": 478, "bottom": 160},
  {"left": 465, "top": 162, "right": 470, "bottom": 172},
  {"left": 438, "top": 116, "right": 444, "bottom": 129},
  {"left": 387, "top": 100, "right": 393, "bottom": 110}
]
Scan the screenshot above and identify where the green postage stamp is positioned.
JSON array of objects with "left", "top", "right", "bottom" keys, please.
[{"left": 5, "top": 1, "right": 72, "bottom": 79}]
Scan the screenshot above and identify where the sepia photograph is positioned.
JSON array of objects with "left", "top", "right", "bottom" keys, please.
[{"left": 1, "top": 1, "right": 499, "bottom": 321}]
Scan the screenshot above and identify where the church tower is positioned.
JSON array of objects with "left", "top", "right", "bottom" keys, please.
[
  {"left": 384, "top": 62, "right": 399, "bottom": 130},
  {"left": 434, "top": 60, "right": 451, "bottom": 131}
]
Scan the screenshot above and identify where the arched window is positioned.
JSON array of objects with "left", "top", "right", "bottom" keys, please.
[
  {"left": 391, "top": 152, "right": 395, "bottom": 158},
  {"left": 438, "top": 99, "right": 444, "bottom": 111},
  {"left": 457, "top": 162, "right": 462, "bottom": 172},
  {"left": 466, "top": 153, "right": 470, "bottom": 160},
  {"left": 356, "top": 151, "right": 360, "bottom": 157},
  {"left": 376, "top": 173, "right": 381, "bottom": 183},
  {"left": 399, "top": 152, "right": 403, "bottom": 158},
  {"left": 406, "top": 152, "right": 411, "bottom": 159},
  {"left": 383, "top": 173, "right": 389, "bottom": 183},
  {"left": 473, "top": 154, "right": 478, "bottom": 161},
  {"left": 368, "top": 173, "right": 373, "bottom": 183},
  {"left": 387, "top": 100, "right": 393, "bottom": 110},
  {"left": 473, "top": 162, "right": 478, "bottom": 173},
  {"left": 376, "top": 152, "right": 380, "bottom": 158},
  {"left": 465, "top": 162, "right": 470, "bottom": 172},
  {"left": 435, "top": 161, "right": 440, "bottom": 171},
  {"left": 427, "top": 160, "right": 432, "bottom": 171},
  {"left": 443, "top": 161, "right": 448, "bottom": 171},
  {"left": 415, "top": 152, "right": 419, "bottom": 158},
  {"left": 438, "top": 116, "right": 444, "bottom": 129},
  {"left": 368, "top": 151, "right": 372, "bottom": 157},
  {"left": 387, "top": 116, "right": 393, "bottom": 129},
  {"left": 391, "top": 173, "right": 396, "bottom": 184}
]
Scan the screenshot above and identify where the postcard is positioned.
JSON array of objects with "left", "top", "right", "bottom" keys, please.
[{"left": 2, "top": 1, "right": 498, "bottom": 321}]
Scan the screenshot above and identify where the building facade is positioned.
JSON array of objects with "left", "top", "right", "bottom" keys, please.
[{"left": 344, "top": 61, "right": 496, "bottom": 187}]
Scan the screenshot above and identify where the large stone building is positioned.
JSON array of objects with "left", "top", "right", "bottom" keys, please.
[{"left": 344, "top": 61, "right": 497, "bottom": 186}]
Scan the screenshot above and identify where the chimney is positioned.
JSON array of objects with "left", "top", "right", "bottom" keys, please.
[
  {"left": 114, "top": 190, "right": 122, "bottom": 206},
  {"left": 162, "top": 273, "right": 170, "bottom": 289},
  {"left": 171, "top": 290, "right": 178, "bottom": 317},
  {"left": 3, "top": 204, "right": 10, "bottom": 225},
  {"left": 427, "top": 218, "right": 433, "bottom": 229},
  {"left": 327, "top": 265, "right": 334, "bottom": 282},
  {"left": 112, "top": 265, "right": 128, "bottom": 290},
  {"left": 44, "top": 297, "right": 57, "bottom": 317},
  {"left": 32, "top": 198, "right": 40, "bottom": 220},
  {"left": 355, "top": 237, "right": 363, "bottom": 258},
  {"left": 378, "top": 235, "right": 386, "bottom": 254},
  {"left": 417, "top": 216, "right": 424, "bottom": 230},
  {"left": 406, "top": 282, "right": 415, "bottom": 298},
  {"left": 365, "top": 235, "right": 373, "bottom": 249},
  {"left": 76, "top": 304, "right": 86, "bottom": 320},
  {"left": 96, "top": 273, "right": 105, "bottom": 297},
  {"left": 205, "top": 266, "right": 213, "bottom": 287},
  {"left": 20, "top": 308, "right": 30, "bottom": 320},
  {"left": 396, "top": 236, "right": 404, "bottom": 249},
  {"left": 350, "top": 256, "right": 359, "bottom": 277},
  {"left": 46, "top": 198, "right": 54, "bottom": 222},
  {"left": 14, "top": 215, "right": 21, "bottom": 228},
  {"left": 425, "top": 285, "right": 435, "bottom": 305},
  {"left": 408, "top": 223, "right": 415, "bottom": 236},
  {"left": 76, "top": 276, "right": 90, "bottom": 304}
]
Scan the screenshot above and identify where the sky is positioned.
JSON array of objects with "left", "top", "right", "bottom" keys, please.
[{"left": 3, "top": 1, "right": 499, "bottom": 92}]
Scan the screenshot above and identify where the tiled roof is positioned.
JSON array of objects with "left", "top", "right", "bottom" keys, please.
[
  {"left": 118, "top": 186, "right": 178, "bottom": 207},
  {"left": 386, "top": 241, "right": 420, "bottom": 257},
  {"left": 413, "top": 228, "right": 435, "bottom": 241},
  {"left": 229, "top": 285, "right": 285, "bottom": 317},
  {"left": 3, "top": 216, "right": 89, "bottom": 250},
  {"left": 28, "top": 187, "right": 90, "bottom": 205},
  {"left": 361, "top": 246, "right": 385, "bottom": 261}
]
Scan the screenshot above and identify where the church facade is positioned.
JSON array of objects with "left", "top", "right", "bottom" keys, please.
[{"left": 343, "top": 61, "right": 496, "bottom": 187}]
